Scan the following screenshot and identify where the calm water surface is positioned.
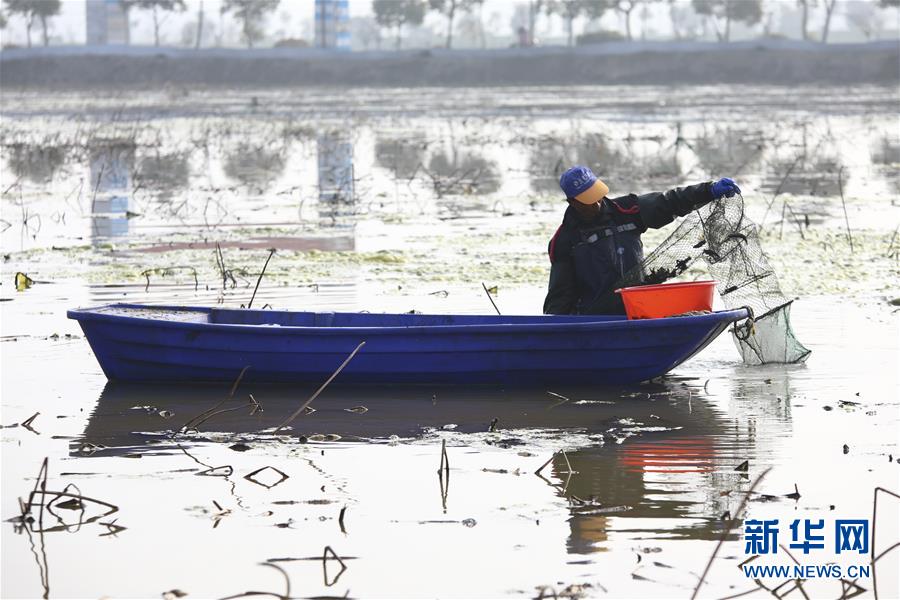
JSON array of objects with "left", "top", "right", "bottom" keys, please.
[
  {"left": 2, "top": 86, "right": 899, "bottom": 598},
  {"left": 2, "top": 282, "right": 897, "bottom": 598}
]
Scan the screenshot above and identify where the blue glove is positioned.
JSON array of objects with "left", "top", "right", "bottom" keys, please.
[{"left": 711, "top": 177, "right": 741, "bottom": 199}]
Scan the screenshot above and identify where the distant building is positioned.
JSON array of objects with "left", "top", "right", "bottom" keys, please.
[
  {"left": 86, "top": 0, "right": 130, "bottom": 46},
  {"left": 314, "top": 0, "right": 350, "bottom": 50}
]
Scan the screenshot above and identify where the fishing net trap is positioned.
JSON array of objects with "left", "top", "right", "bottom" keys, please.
[{"left": 616, "top": 196, "right": 811, "bottom": 365}]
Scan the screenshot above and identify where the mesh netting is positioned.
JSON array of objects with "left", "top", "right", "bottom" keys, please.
[{"left": 614, "top": 196, "right": 811, "bottom": 365}]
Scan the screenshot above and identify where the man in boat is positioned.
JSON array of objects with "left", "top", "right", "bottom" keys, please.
[{"left": 543, "top": 166, "right": 741, "bottom": 315}]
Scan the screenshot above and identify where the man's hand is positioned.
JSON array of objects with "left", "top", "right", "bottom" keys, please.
[{"left": 711, "top": 178, "right": 741, "bottom": 199}]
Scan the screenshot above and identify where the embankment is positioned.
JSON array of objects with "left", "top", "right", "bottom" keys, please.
[{"left": 1, "top": 40, "right": 897, "bottom": 89}]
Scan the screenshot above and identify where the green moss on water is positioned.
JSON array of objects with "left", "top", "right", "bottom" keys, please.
[{"left": 4, "top": 214, "right": 897, "bottom": 301}]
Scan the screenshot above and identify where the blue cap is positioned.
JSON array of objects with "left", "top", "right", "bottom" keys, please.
[{"left": 559, "top": 165, "right": 609, "bottom": 204}]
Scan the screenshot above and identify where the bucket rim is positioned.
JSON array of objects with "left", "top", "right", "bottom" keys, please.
[{"left": 615, "top": 280, "right": 717, "bottom": 294}]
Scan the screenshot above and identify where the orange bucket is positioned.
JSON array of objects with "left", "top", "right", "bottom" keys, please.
[{"left": 615, "top": 281, "right": 716, "bottom": 320}]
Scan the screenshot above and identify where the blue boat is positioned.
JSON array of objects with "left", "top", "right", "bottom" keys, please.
[{"left": 67, "top": 304, "right": 749, "bottom": 385}]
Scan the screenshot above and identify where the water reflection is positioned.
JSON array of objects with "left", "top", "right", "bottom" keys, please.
[
  {"left": 871, "top": 134, "right": 900, "bottom": 194},
  {"left": 529, "top": 133, "right": 641, "bottom": 193},
  {"left": 626, "top": 150, "right": 683, "bottom": 188},
  {"left": 552, "top": 397, "right": 727, "bottom": 551},
  {"left": 374, "top": 134, "right": 427, "bottom": 180},
  {"left": 871, "top": 134, "right": 900, "bottom": 165},
  {"left": 134, "top": 152, "right": 191, "bottom": 193},
  {"left": 2, "top": 89, "right": 896, "bottom": 258},
  {"left": 77, "top": 371, "right": 796, "bottom": 556},
  {"left": 764, "top": 154, "right": 843, "bottom": 197},
  {"left": 317, "top": 130, "right": 356, "bottom": 224},
  {"left": 553, "top": 367, "right": 797, "bottom": 552},
  {"left": 80, "top": 383, "right": 640, "bottom": 447},
  {"left": 223, "top": 142, "right": 287, "bottom": 191},
  {"left": 89, "top": 140, "right": 135, "bottom": 243},
  {"left": 6, "top": 143, "right": 67, "bottom": 183},
  {"left": 692, "top": 127, "right": 766, "bottom": 176},
  {"left": 426, "top": 146, "right": 500, "bottom": 198}
]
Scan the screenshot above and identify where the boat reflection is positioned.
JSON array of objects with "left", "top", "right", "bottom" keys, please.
[
  {"left": 551, "top": 366, "right": 796, "bottom": 549},
  {"left": 80, "top": 382, "right": 690, "bottom": 446},
  {"left": 78, "top": 369, "right": 794, "bottom": 552}
]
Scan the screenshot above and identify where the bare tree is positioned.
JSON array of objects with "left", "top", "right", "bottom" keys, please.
[
  {"left": 583, "top": 0, "right": 612, "bottom": 32},
  {"left": 546, "top": 0, "right": 601, "bottom": 46},
  {"left": 820, "top": 0, "right": 838, "bottom": 42},
  {"left": 222, "top": 0, "right": 279, "bottom": 48},
  {"left": 429, "top": 0, "right": 454, "bottom": 47},
  {"left": 351, "top": 16, "right": 382, "bottom": 49},
  {"left": 528, "top": 0, "right": 544, "bottom": 45},
  {"left": 373, "top": 0, "right": 425, "bottom": 49},
  {"left": 429, "top": 0, "right": 485, "bottom": 49},
  {"left": 613, "top": 0, "right": 639, "bottom": 41},
  {"left": 4, "top": 0, "right": 61, "bottom": 46},
  {"left": 469, "top": 0, "right": 486, "bottom": 48},
  {"left": 691, "top": 0, "right": 762, "bottom": 42},
  {"left": 455, "top": 3, "right": 486, "bottom": 47},
  {"left": 845, "top": 0, "right": 882, "bottom": 40},
  {"left": 667, "top": 0, "right": 696, "bottom": 40},
  {"left": 195, "top": 0, "right": 204, "bottom": 48},
  {"left": 638, "top": 0, "right": 652, "bottom": 40},
  {"left": 796, "top": 0, "right": 815, "bottom": 40},
  {"left": 123, "top": 0, "right": 186, "bottom": 46}
]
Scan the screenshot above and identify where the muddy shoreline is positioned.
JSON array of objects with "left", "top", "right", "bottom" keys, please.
[{"left": 2, "top": 41, "right": 898, "bottom": 88}]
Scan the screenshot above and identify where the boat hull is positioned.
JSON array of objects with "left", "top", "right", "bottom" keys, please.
[{"left": 68, "top": 305, "right": 749, "bottom": 385}]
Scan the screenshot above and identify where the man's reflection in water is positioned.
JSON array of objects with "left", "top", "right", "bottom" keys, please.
[{"left": 557, "top": 368, "right": 796, "bottom": 554}]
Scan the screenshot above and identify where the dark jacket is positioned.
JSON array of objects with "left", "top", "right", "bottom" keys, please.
[{"left": 543, "top": 182, "right": 714, "bottom": 315}]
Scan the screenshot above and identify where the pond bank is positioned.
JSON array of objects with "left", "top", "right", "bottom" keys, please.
[{"left": 2, "top": 40, "right": 898, "bottom": 88}]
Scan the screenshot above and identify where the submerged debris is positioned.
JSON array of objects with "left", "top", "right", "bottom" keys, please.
[
  {"left": 785, "top": 484, "right": 801, "bottom": 500},
  {"left": 244, "top": 465, "right": 290, "bottom": 489}
]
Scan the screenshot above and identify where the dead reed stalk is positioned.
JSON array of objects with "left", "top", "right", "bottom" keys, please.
[
  {"left": 248, "top": 248, "right": 276, "bottom": 309},
  {"left": 837, "top": 166, "right": 854, "bottom": 253},
  {"left": 273, "top": 342, "right": 366, "bottom": 434},
  {"left": 180, "top": 366, "right": 251, "bottom": 433},
  {"left": 481, "top": 282, "right": 501, "bottom": 315},
  {"left": 691, "top": 467, "right": 772, "bottom": 600}
]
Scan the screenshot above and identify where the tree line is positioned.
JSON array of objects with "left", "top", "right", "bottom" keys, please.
[
  {"left": 1, "top": 0, "right": 283, "bottom": 48},
  {"left": 2, "top": 0, "right": 898, "bottom": 49},
  {"left": 375, "top": 0, "right": 900, "bottom": 48}
]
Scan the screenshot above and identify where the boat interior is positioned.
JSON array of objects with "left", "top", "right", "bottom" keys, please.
[{"left": 81, "top": 304, "right": 627, "bottom": 327}]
